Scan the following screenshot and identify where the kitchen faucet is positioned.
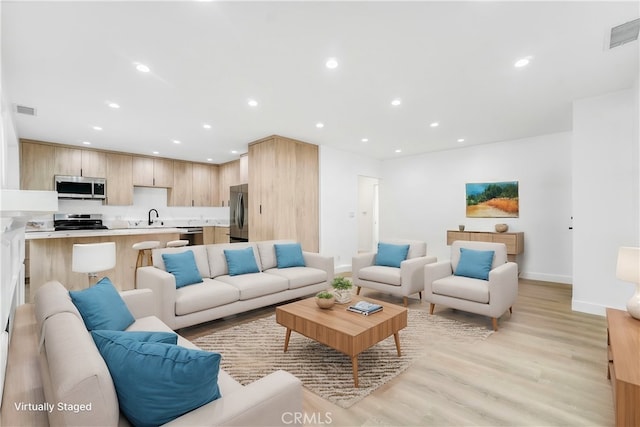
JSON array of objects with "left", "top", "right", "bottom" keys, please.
[{"left": 148, "top": 209, "right": 159, "bottom": 226}]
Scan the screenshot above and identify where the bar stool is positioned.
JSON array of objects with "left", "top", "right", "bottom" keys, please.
[
  {"left": 166, "top": 239, "right": 189, "bottom": 248},
  {"left": 132, "top": 241, "right": 160, "bottom": 285}
]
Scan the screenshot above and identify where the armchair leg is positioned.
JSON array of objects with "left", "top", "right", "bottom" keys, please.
[
  {"left": 418, "top": 291, "right": 423, "bottom": 300},
  {"left": 429, "top": 303, "right": 435, "bottom": 315},
  {"left": 509, "top": 306, "right": 513, "bottom": 314},
  {"left": 356, "top": 286, "right": 361, "bottom": 295},
  {"left": 491, "top": 317, "right": 498, "bottom": 331},
  {"left": 403, "top": 297, "right": 408, "bottom": 307}
]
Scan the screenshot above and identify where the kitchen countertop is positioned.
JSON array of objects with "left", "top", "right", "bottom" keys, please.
[{"left": 26, "top": 227, "right": 184, "bottom": 240}]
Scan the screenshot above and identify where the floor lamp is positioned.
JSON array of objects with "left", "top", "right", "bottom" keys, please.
[
  {"left": 616, "top": 246, "right": 640, "bottom": 320},
  {"left": 72, "top": 242, "right": 116, "bottom": 285}
]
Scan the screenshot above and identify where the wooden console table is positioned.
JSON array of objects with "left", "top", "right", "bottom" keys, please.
[
  {"left": 606, "top": 308, "right": 640, "bottom": 426},
  {"left": 447, "top": 230, "right": 524, "bottom": 263}
]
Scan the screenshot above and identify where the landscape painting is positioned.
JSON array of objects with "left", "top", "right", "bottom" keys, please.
[{"left": 466, "top": 181, "right": 519, "bottom": 218}]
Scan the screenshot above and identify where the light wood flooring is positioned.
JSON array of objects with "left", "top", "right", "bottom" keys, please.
[
  {"left": 181, "top": 279, "right": 613, "bottom": 427},
  {"left": 2, "top": 279, "right": 613, "bottom": 426}
]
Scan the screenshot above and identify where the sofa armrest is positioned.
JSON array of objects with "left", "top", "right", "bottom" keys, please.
[
  {"left": 487, "top": 262, "right": 519, "bottom": 316},
  {"left": 424, "top": 261, "right": 454, "bottom": 296},
  {"left": 303, "top": 252, "right": 335, "bottom": 284},
  {"left": 400, "top": 255, "right": 437, "bottom": 296},
  {"left": 352, "top": 252, "right": 376, "bottom": 284},
  {"left": 163, "top": 370, "right": 302, "bottom": 427},
  {"left": 120, "top": 289, "right": 155, "bottom": 319},
  {"left": 136, "top": 266, "right": 177, "bottom": 329}
]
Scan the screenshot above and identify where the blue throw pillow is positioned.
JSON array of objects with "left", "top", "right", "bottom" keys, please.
[
  {"left": 162, "top": 250, "right": 203, "bottom": 288},
  {"left": 455, "top": 248, "right": 495, "bottom": 280},
  {"left": 274, "top": 243, "right": 306, "bottom": 268},
  {"left": 224, "top": 247, "right": 260, "bottom": 276},
  {"left": 91, "top": 330, "right": 178, "bottom": 345},
  {"left": 92, "top": 331, "right": 221, "bottom": 427},
  {"left": 375, "top": 242, "right": 410, "bottom": 268},
  {"left": 69, "top": 277, "right": 135, "bottom": 331}
]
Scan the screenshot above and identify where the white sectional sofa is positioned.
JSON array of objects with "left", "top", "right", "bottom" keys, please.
[
  {"left": 137, "top": 240, "right": 334, "bottom": 330},
  {"left": 34, "top": 280, "right": 302, "bottom": 426}
]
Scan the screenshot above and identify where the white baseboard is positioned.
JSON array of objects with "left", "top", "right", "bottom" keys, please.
[
  {"left": 519, "top": 271, "right": 572, "bottom": 284},
  {"left": 571, "top": 300, "right": 608, "bottom": 316}
]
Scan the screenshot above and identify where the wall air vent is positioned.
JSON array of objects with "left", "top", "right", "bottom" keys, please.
[
  {"left": 16, "top": 105, "right": 37, "bottom": 116},
  {"left": 608, "top": 18, "right": 640, "bottom": 49}
]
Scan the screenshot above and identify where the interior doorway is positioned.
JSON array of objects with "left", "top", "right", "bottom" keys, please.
[{"left": 358, "top": 176, "right": 379, "bottom": 253}]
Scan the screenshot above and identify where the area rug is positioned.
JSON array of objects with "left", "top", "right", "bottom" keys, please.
[{"left": 192, "top": 310, "right": 493, "bottom": 408}]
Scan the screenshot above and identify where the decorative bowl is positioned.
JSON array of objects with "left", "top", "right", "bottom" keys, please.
[
  {"left": 315, "top": 292, "right": 335, "bottom": 309},
  {"left": 495, "top": 223, "right": 509, "bottom": 233}
]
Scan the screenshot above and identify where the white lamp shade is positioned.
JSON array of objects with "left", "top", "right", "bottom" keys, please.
[
  {"left": 72, "top": 242, "right": 116, "bottom": 274},
  {"left": 616, "top": 247, "right": 640, "bottom": 284}
]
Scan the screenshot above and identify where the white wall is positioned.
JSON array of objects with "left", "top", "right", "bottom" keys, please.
[
  {"left": 572, "top": 86, "right": 639, "bottom": 315},
  {"left": 379, "top": 132, "right": 574, "bottom": 283},
  {"left": 357, "top": 176, "right": 378, "bottom": 253},
  {"left": 319, "top": 145, "right": 382, "bottom": 271}
]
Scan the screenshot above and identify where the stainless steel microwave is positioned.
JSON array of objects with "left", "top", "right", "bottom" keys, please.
[{"left": 54, "top": 175, "right": 106, "bottom": 199}]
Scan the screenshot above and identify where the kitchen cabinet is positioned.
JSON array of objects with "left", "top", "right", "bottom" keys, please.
[
  {"left": 132, "top": 156, "right": 174, "bottom": 188},
  {"left": 239, "top": 153, "right": 248, "bottom": 184},
  {"left": 218, "top": 159, "right": 240, "bottom": 206},
  {"left": 105, "top": 153, "right": 133, "bottom": 205},
  {"left": 249, "top": 135, "right": 318, "bottom": 251},
  {"left": 169, "top": 161, "right": 193, "bottom": 206},
  {"left": 20, "top": 141, "right": 55, "bottom": 190},
  {"left": 54, "top": 146, "right": 106, "bottom": 178},
  {"left": 170, "top": 161, "right": 219, "bottom": 207},
  {"left": 203, "top": 226, "right": 230, "bottom": 244}
]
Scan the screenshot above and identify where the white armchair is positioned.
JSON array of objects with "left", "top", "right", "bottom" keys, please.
[
  {"left": 352, "top": 239, "right": 437, "bottom": 306},
  {"left": 424, "top": 240, "right": 518, "bottom": 330}
]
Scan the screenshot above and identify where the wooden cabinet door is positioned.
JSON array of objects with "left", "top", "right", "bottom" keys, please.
[
  {"left": 169, "top": 161, "right": 193, "bottom": 206},
  {"left": 218, "top": 160, "right": 240, "bottom": 207},
  {"left": 192, "top": 163, "right": 212, "bottom": 206},
  {"left": 249, "top": 138, "right": 276, "bottom": 242},
  {"left": 81, "top": 150, "right": 106, "bottom": 177},
  {"left": 54, "top": 147, "right": 82, "bottom": 176},
  {"left": 239, "top": 154, "right": 248, "bottom": 184},
  {"left": 214, "top": 226, "right": 230, "bottom": 243},
  {"left": 153, "top": 158, "right": 174, "bottom": 188},
  {"left": 132, "top": 157, "right": 154, "bottom": 186},
  {"left": 105, "top": 153, "right": 133, "bottom": 205},
  {"left": 20, "top": 142, "right": 55, "bottom": 190}
]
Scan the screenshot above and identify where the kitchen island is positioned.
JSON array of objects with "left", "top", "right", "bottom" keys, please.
[{"left": 26, "top": 228, "right": 182, "bottom": 300}]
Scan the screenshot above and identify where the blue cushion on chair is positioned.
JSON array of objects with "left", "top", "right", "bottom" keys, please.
[
  {"left": 274, "top": 243, "right": 306, "bottom": 268},
  {"left": 224, "top": 247, "right": 260, "bottom": 276},
  {"left": 162, "top": 250, "right": 203, "bottom": 288},
  {"left": 91, "top": 331, "right": 221, "bottom": 427},
  {"left": 69, "top": 277, "right": 135, "bottom": 331},
  {"left": 375, "top": 242, "right": 410, "bottom": 268},
  {"left": 455, "top": 248, "right": 495, "bottom": 280}
]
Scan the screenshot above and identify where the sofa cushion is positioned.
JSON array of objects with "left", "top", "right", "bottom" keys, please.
[
  {"left": 175, "top": 279, "right": 241, "bottom": 316},
  {"left": 454, "top": 248, "right": 495, "bottom": 280},
  {"left": 432, "top": 275, "right": 490, "bottom": 304},
  {"left": 257, "top": 240, "right": 297, "bottom": 270},
  {"left": 69, "top": 277, "right": 135, "bottom": 331},
  {"left": 91, "top": 329, "right": 178, "bottom": 345},
  {"left": 224, "top": 247, "right": 261, "bottom": 276},
  {"left": 358, "top": 265, "right": 402, "bottom": 286},
  {"left": 265, "top": 267, "right": 327, "bottom": 290},
  {"left": 153, "top": 245, "right": 211, "bottom": 278},
  {"left": 375, "top": 242, "right": 410, "bottom": 268},
  {"left": 162, "top": 250, "right": 204, "bottom": 288},
  {"left": 274, "top": 243, "right": 306, "bottom": 268},
  {"left": 92, "top": 331, "right": 222, "bottom": 427},
  {"left": 207, "top": 243, "right": 262, "bottom": 277},
  {"left": 216, "top": 273, "right": 289, "bottom": 300}
]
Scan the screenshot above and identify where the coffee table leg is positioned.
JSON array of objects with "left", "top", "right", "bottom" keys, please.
[
  {"left": 394, "top": 332, "right": 402, "bottom": 357},
  {"left": 284, "top": 328, "right": 291, "bottom": 352},
  {"left": 351, "top": 356, "right": 359, "bottom": 388}
]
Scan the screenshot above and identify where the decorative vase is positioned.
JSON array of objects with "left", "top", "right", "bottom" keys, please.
[
  {"left": 459, "top": 225, "right": 465, "bottom": 231},
  {"left": 315, "top": 294, "right": 335, "bottom": 309},
  {"left": 495, "top": 224, "right": 508, "bottom": 233},
  {"left": 333, "top": 288, "right": 352, "bottom": 304}
]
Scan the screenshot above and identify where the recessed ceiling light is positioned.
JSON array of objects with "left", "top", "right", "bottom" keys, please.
[
  {"left": 361, "top": 138, "right": 369, "bottom": 142},
  {"left": 82, "top": 141, "right": 91, "bottom": 145},
  {"left": 430, "top": 122, "right": 439, "bottom": 128},
  {"left": 107, "top": 102, "right": 120, "bottom": 109},
  {"left": 247, "top": 99, "right": 258, "bottom": 107},
  {"left": 391, "top": 98, "right": 402, "bottom": 106},
  {"left": 172, "top": 139, "right": 181, "bottom": 144},
  {"left": 514, "top": 56, "right": 532, "bottom": 68},
  {"left": 203, "top": 124, "right": 211, "bottom": 129},
  {"left": 135, "top": 63, "right": 150, "bottom": 73},
  {"left": 325, "top": 58, "right": 338, "bottom": 69},
  {"left": 395, "top": 149, "right": 402, "bottom": 153},
  {"left": 231, "top": 150, "right": 238, "bottom": 154},
  {"left": 207, "top": 158, "right": 213, "bottom": 162},
  {"left": 92, "top": 126, "right": 102, "bottom": 131},
  {"left": 316, "top": 122, "right": 324, "bottom": 129},
  {"left": 152, "top": 151, "right": 159, "bottom": 155},
  {"left": 457, "top": 138, "right": 465, "bottom": 143}
]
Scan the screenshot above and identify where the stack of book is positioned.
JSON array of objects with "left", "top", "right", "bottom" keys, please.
[{"left": 347, "top": 300, "right": 383, "bottom": 315}]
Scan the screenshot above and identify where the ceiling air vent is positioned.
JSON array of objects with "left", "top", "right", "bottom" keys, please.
[
  {"left": 16, "top": 105, "right": 37, "bottom": 116},
  {"left": 608, "top": 18, "right": 640, "bottom": 49}
]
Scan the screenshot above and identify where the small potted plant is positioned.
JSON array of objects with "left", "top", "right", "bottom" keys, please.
[
  {"left": 315, "top": 291, "right": 335, "bottom": 309},
  {"left": 331, "top": 277, "right": 353, "bottom": 304}
]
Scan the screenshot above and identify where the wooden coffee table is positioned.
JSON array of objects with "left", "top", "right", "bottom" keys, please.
[{"left": 275, "top": 296, "right": 408, "bottom": 387}]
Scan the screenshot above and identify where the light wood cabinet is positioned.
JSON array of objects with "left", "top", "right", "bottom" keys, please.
[
  {"left": 203, "top": 226, "right": 230, "bottom": 244},
  {"left": 218, "top": 160, "right": 240, "bottom": 207},
  {"left": 54, "top": 147, "right": 106, "bottom": 178},
  {"left": 607, "top": 308, "right": 640, "bottom": 426},
  {"left": 20, "top": 141, "right": 55, "bottom": 190},
  {"left": 239, "top": 153, "right": 248, "bottom": 184},
  {"left": 169, "top": 161, "right": 193, "bottom": 206},
  {"left": 446, "top": 230, "right": 524, "bottom": 262},
  {"left": 249, "top": 135, "right": 318, "bottom": 251},
  {"left": 105, "top": 153, "right": 133, "bottom": 205},
  {"left": 132, "top": 157, "right": 174, "bottom": 188},
  {"left": 170, "top": 161, "right": 219, "bottom": 207}
]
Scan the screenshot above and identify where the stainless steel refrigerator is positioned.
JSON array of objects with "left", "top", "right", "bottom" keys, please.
[{"left": 229, "top": 184, "right": 248, "bottom": 242}]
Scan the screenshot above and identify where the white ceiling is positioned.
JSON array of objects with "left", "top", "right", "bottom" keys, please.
[{"left": 2, "top": 1, "right": 638, "bottom": 164}]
